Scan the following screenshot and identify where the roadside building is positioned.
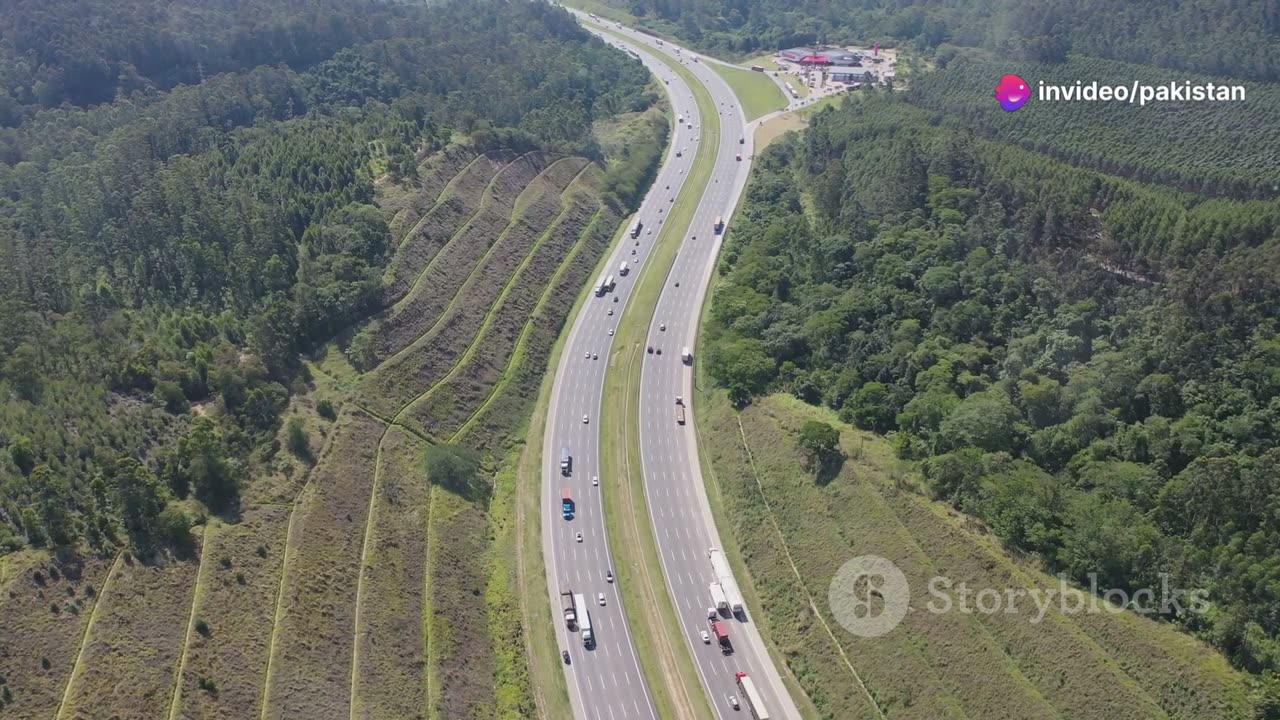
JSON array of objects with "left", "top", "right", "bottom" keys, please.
[
  {"left": 817, "top": 48, "right": 860, "bottom": 65},
  {"left": 778, "top": 47, "right": 816, "bottom": 62},
  {"left": 828, "top": 66, "right": 872, "bottom": 83},
  {"left": 799, "top": 55, "right": 831, "bottom": 66}
]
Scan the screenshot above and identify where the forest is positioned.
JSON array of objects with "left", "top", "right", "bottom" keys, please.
[
  {"left": 705, "top": 95, "right": 1280, "bottom": 687},
  {"left": 602, "top": 0, "right": 1280, "bottom": 82},
  {"left": 0, "top": 0, "right": 653, "bottom": 555}
]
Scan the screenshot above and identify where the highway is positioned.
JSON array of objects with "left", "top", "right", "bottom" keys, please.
[
  {"left": 539, "top": 24, "right": 704, "bottom": 720},
  {"left": 542, "top": 11, "right": 802, "bottom": 720},
  {"left": 592, "top": 20, "right": 803, "bottom": 720}
]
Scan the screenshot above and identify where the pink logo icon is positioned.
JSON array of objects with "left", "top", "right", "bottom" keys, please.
[{"left": 995, "top": 74, "right": 1030, "bottom": 112}]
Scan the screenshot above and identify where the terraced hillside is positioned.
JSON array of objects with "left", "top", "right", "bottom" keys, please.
[
  {"left": 697, "top": 391, "right": 1257, "bottom": 720},
  {"left": 0, "top": 143, "right": 619, "bottom": 720}
]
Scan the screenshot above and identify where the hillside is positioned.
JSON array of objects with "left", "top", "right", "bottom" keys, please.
[
  {"left": 0, "top": 0, "right": 658, "bottom": 715},
  {"left": 698, "top": 391, "right": 1260, "bottom": 718},
  {"left": 702, "top": 94, "right": 1280, "bottom": 707}
]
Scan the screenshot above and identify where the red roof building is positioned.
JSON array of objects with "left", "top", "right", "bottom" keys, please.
[{"left": 800, "top": 55, "right": 831, "bottom": 65}]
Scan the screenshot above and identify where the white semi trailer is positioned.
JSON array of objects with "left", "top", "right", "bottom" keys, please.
[{"left": 708, "top": 548, "right": 745, "bottom": 615}]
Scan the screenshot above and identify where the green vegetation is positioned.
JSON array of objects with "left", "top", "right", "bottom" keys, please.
[
  {"left": 708, "top": 63, "right": 787, "bottom": 121},
  {"left": 0, "top": 0, "right": 653, "bottom": 716},
  {"left": 908, "top": 50, "right": 1280, "bottom": 197},
  {"left": 698, "top": 391, "right": 1259, "bottom": 718},
  {"left": 705, "top": 95, "right": 1280, "bottom": 698},
  {"left": 591, "top": 0, "right": 1280, "bottom": 83}
]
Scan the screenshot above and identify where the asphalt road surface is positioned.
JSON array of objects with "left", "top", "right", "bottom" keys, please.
[{"left": 542, "top": 12, "right": 801, "bottom": 720}]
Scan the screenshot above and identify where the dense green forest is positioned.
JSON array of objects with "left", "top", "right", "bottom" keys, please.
[
  {"left": 906, "top": 50, "right": 1280, "bottom": 198},
  {"left": 0, "top": 0, "right": 653, "bottom": 554},
  {"left": 706, "top": 96, "right": 1280, "bottom": 686},
  {"left": 600, "top": 0, "right": 1280, "bottom": 81}
]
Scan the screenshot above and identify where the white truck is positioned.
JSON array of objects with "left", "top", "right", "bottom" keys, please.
[
  {"left": 578, "top": 603, "right": 594, "bottom": 646},
  {"left": 681, "top": 347, "right": 692, "bottom": 364},
  {"left": 619, "top": 260, "right": 629, "bottom": 276},
  {"left": 709, "top": 548, "right": 745, "bottom": 615},
  {"left": 709, "top": 582, "right": 730, "bottom": 613}
]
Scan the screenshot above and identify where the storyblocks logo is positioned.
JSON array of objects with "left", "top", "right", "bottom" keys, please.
[{"left": 829, "top": 556, "right": 1208, "bottom": 637}]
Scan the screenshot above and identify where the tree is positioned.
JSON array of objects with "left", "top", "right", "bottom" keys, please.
[
  {"left": 797, "top": 420, "right": 840, "bottom": 469},
  {"left": 286, "top": 418, "right": 312, "bottom": 461},
  {"left": 425, "top": 444, "right": 484, "bottom": 502},
  {"left": 843, "top": 382, "right": 896, "bottom": 433},
  {"left": 707, "top": 338, "right": 775, "bottom": 396},
  {"left": 112, "top": 458, "right": 168, "bottom": 542},
  {"left": 940, "top": 390, "right": 1022, "bottom": 453}
]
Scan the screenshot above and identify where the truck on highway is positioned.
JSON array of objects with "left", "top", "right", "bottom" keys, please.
[
  {"left": 714, "top": 215, "right": 724, "bottom": 234},
  {"left": 735, "top": 672, "right": 771, "bottom": 719},
  {"left": 563, "top": 591, "right": 578, "bottom": 628},
  {"left": 594, "top": 277, "right": 606, "bottom": 296},
  {"left": 619, "top": 260, "right": 629, "bottom": 276},
  {"left": 709, "top": 548, "right": 745, "bottom": 615},
  {"left": 682, "top": 347, "right": 692, "bottom": 364},
  {"left": 560, "top": 447, "right": 571, "bottom": 474},
  {"left": 578, "top": 600, "right": 594, "bottom": 646},
  {"left": 750, "top": 64, "right": 765, "bottom": 72},
  {"left": 561, "top": 487, "right": 574, "bottom": 519},
  {"left": 630, "top": 219, "right": 643, "bottom": 238},
  {"left": 709, "top": 582, "right": 729, "bottom": 612},
  {"left": 605, "top": 274, "right": 615, "bottom": 291},
  {"left": 675, "top": 403, "right": 685, "bottom": 425},
  {"left": 710, "top": 619, "right": 731, "bottom": 653}
]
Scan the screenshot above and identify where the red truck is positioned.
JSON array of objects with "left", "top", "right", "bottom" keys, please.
[{"left": 710, "top": 620, "right": 731, "bottom": 653}]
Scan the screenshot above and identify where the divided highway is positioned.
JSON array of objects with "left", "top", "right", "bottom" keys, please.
[{"left": 542, "top": 12, "right": 802, "bottom": 720}]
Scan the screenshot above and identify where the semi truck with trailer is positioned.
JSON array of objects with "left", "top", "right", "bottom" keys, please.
[
  {"left": 563, "top": 590, "right": 577, "bottom": 628},
  {"left": 710, "top": 619, "right": 732, "bottom": 653},
  {"left": 709, "top": 582, "right": 729, "bottom": 612},
  {"left": 709, "top": 548, "right": 745, "bottom": 615},
  {"left": 736, "top": 672, "right": 771, "bottom": 719},
  {"left": 576, "top": 595, "right": 594, "bottom": 647}
]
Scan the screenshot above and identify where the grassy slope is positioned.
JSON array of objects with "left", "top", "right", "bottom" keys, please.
[
  {"left": 695, "top": 389, "right": 1258, "bottom": 719},
  {"left": 0, "top": 552, "right": 112, "bottom": 719},
  {"left": 591, "top": 22, "right": 717, "bottom": 720},
  {"left": 709, "top": 62, "right": 787, "bottom": 121}
]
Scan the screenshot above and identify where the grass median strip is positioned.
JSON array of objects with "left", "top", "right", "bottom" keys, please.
[
  {"left": 709, "top": 62, "right": 787, "bottom": 121},
  {"left": 592, "top": 22, "right": 719, "bottom": 720}
]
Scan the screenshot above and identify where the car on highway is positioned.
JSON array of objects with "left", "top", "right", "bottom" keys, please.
[
  {"left": 562, "top": 650, "right": 570, "bottom": 664},
  {"left": 728, "top": 695, "right": 739, "bottom": 710},
  {"left": 701, "top": 630, "right": 710, "bottom": 643},
  {"left": 583, "top": 414, "right": 589, "bottom": 424},
  {"left": 593, "top": 475, "right": 599, "bottom": 486},
  {"left": 597, "top": 592, "right": 606, "bottom": 606},
  {"left": 575, "top": 532, "right": 583, "bottom": 543},
  {"left": 608, "top": 328, "right": 614, "bottom": 336},
  {"left": 606, "top": 569, "right": 613, "bottom": 582},
  {"left": 659, "top": 323, "right": 666, "bottom": 331},
  {"left": 585, "top": 351, "right": 590, "bottom": 358},
  {"left": 608, "top": 309, "right": 614, "bottom": 315},
  {"left": 592, "top": 353, "right": 598, "bottom": 359},
  {"left": 647, "top": 346, "right": 653, "bottom": 354}
]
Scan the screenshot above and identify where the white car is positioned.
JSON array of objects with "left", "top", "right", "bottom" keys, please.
[
  {"left": 700, "top": 630, "right": 710, "bottom": 644},
  {"left": 608, "top": 328, "right": 614, "bottom": 336},
  {"left": 608, "top": 309, "right": 613, "bottom": 316},
  {"left": 583, "top": 414, "right": 590, "bottom": 424},
  {"left": 659, "top": 323, "right": 666, "bottom": 331},
  {"left": 728, "top": 695, "right": 739, "bottom": 710},
  {"left": 575, "top": 532, "right": 583, "bottom": 543},
  {"left": 592, "top": 353, "right": 598, "bottom": 359},
  {"left": 597, "top": 592, "right": 606, "bottom": 606},
  {"left": 592, "top": 475, "right": 599, "bottom": 486},
  {"left": 585, "top": 351, "right": 590, "bottom": 358}
]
